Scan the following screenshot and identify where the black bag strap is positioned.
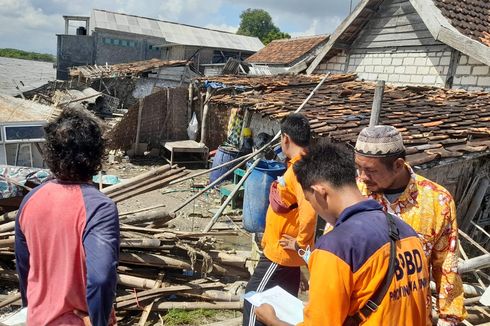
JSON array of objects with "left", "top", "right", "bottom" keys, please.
[{"left": 345, "top": 212, "right": 400, "bottom": 325}]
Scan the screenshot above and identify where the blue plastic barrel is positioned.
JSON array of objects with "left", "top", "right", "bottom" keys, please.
[
  {"left": 210, "top": 146, "right": 240, "bottom": 184},
  {"left": 243, "top": 160, "right": 286, "bottom": 233}
]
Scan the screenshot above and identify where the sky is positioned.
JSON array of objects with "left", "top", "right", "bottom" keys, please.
[{"left": 0, "top": 0, "right": 361, "bottom": 55}]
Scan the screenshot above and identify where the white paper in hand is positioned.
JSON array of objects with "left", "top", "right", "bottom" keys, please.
[{"left": 245, "top": 286, "right": 304, "bottom": 325}]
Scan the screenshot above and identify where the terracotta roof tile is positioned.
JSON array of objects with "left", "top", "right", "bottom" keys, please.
[
  {"left": 245, "top": 35, "right": 329, "bottom": 65},
  {"left": 433, "top": 0, "right": 490, "bottom": 47},
  {"left": 197, "top": 74, "right": 490, "bottom": 167}
]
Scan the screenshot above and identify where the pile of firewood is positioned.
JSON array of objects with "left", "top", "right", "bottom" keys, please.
[{"left": 0, "top": 164, "right": 253, "bottom": 325}]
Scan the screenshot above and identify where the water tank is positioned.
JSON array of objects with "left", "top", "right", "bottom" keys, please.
[
  {"left": 210, "top": 146, "right": 241, "bottom": 185},
  {"left": 243, "top": 160, "right": 286, "bottom": 233}
]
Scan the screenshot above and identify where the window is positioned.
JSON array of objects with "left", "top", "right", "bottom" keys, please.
[
  {"left": 112, "top": 39, "right": 120, "bottom": 45},
  {"left": 129, "top": 41, "right": 136, "bottom": 47},
  {"left": 103, "top": 37, "right": 111, "bottom": 45},
  {"left": 5, "top": 125, "right": 44, "bottom": 142},
  {"left": 121, "top": 40, "right": 128, "bottom": 47}
]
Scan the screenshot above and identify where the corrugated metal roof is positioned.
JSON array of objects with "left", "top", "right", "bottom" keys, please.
[
  {"left": 0, "top": 95, "right": 54, "bottom": 122},
  {"left": 91, "top": 9, "right": 264, "bottom": 52}
]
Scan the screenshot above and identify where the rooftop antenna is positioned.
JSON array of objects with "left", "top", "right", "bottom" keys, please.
[{"left": 350, "top": 0, "right": 354, "bottom": 13}]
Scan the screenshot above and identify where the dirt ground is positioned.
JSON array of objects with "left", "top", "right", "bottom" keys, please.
[{"left": 105, "top": 156, "right": 250, "bottom": 235}]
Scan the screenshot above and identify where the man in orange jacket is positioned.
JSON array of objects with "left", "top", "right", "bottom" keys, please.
[
  {"left": 243, "top": 114, "right": 317, "bottom": 326},
  {"left": 255, "top": 142, "right": 430, "bottom": 325}
]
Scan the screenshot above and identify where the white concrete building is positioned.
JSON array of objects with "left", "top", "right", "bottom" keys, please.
[{"left": 308, "top": 0, "right": 490, "bottom": 91}]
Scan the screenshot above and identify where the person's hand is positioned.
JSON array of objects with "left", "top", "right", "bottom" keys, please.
[
  {"left": 279, "top": 234, "right": 297, "bottom": 251},
  {"left": 73, "top": 310, "right": 91, "bottom": 326},
  {"left": 255, "top": 304, "right": 292, "bottom": 326},
  {"left": 255, "top": 303, "right": 278, "bottom": 325},
  {"left": 300, "top": 270, "right": 309, "bottom": 292}
]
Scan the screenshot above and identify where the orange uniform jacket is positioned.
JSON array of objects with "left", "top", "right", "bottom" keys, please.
[
  {"left": 298, "top": 200, "right": 430, "bottom": 326},
  {"left": 261, "top": 155, "right": 317, "bottom": 267}
]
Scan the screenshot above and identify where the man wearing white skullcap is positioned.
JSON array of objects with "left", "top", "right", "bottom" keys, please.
[{"left": 355, "top": 125, "right": 466, "bottom": 326}]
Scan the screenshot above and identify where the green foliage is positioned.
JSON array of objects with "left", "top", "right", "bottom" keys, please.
[
  {"left": 237, "top": 9, "right": 291, "bottom": 45},
  {"left": 162, "top": 309, "right": 217, "bottom": 326},
  {"left": 0, "top": 48, "right": 55, "bottom": 62}
]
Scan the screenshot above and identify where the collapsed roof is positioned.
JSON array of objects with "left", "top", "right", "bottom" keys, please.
[{"left": 197, "top": 74, "right": 490, "bottom": 166}]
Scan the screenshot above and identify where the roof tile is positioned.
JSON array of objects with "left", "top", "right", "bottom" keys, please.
[
  {"left": 197, "top": 73, "right": 490, "bottom": 166},
  {"left": 433, "top": 0, "right": 490, "bottom": 47},
  {"left": 245, "top": 35, "right": 329, "bottom": 65}
]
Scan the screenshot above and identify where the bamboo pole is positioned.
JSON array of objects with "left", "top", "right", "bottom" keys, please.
[
  {"left": 118, "top": 274, "right": 160, "bottom": 289},
  {"left": 119, "top": 252, "right": 191, "bottom": 270},
  {"left": 119, "top": 203, "right": 167, "bottom": 216},
  {"left": 0, "top": 221, "right": 15, "bottom": 233},
  {"left": 200, "top": 88, "right": 213, "bottom": 144},
  {"left": 119, "top": 207, "right": 174, "bottom": 225},
  {"left": 111, "top": 170, "right": 188, "bottom": 203},
  {"left": 203, "top": 158, "right": 260, "bottom": 232},
  {"left": 102, "top": 164, "right": 172, "bottom": 196},
  {"left": 459, "top": 229, "right": 490, "bottom": 255},
  {"left": 125, "top": 301, "right": 243, "bottom": 311},
  {"left": 369, "top": 80, "right": 385, "bottom": 127},
  {"left": 430, "top": 281, "right": 484, "bottom": 297},
  {"left": 459, "top": 254, "right": 490, "bottom": 274},
  {"left": 0, "top": 292, "right": 22, "bottom": 309},
  {"left": 116, "top": 282, "right": 223, "bottom": 309},
  {"left": 110, "top": 167, "right": 187, "bottom": 199},
  {"left": 120, "top": 239, "right": 162, "bottom": 249},
  {"left": 171, "top": 153, "right": 253, "bottom": 213}
]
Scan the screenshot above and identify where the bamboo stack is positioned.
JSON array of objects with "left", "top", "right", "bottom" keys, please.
[{"left": 0, "top": 224, "right": 250, "bottom": 323}]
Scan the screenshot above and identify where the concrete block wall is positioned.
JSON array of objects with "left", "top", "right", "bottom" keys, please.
[
  {"left": 316, "top": 51, "right": 348, "bottom": 73},
  {"left": 452, "top": 55, "right": 490, "bottom": 92},
  {"left": 56, "top": 35, "right": 95, "bottom": 80},
  {"left": 315, "top": 46, "right": 452, "bottom": 88}
]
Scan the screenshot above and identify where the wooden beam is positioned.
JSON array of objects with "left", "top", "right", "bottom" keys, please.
[
  {"left": 459, "top": 254, "right": 490, "bottom": 274},
  {"left": 369, "top": 80, "right": 385, "bottom": 127}
]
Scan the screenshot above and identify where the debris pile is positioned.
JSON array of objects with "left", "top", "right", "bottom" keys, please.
[{"left": 0, "top": 164, "right": 252, "bottom": 325}]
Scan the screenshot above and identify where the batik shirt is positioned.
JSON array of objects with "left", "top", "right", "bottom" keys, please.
[{"left": 358, "top": 165, "right": 466, "bottom": 325}]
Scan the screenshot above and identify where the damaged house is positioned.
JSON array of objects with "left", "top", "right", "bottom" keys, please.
[
  {"left": 56, "top": 9, "right": 264, "bottom": 79},
  {"left": 308, "top": 0, "right": 490, "bottom": 91},
  {"left": 190, "top": 74, "right": 490, "bottom": 245}
]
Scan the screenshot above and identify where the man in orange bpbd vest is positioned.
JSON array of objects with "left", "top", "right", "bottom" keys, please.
[
  {"left": 255, "top": 142, "right": 430, "bottom": 326},
  {"left": 242, "top": 114, "right": 317, "bottom": 326}
]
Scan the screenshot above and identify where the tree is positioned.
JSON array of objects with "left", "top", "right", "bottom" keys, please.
[{"left": 237, "top": 9, "right": 290, "bottom": 45}]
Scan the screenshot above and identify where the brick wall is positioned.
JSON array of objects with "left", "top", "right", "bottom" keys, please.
[
  {"left": 452, "top": 55, "right": 490, "bottom": 92},
  {"left": 108, "top": 87, "right": 189, "bottom": 150},
  {"left": 204, "top": 104, "right": 235, "bottom": 151}
]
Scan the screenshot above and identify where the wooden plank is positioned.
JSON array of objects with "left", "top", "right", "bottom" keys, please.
[
  {"left": 368, "top": 13, "right": 425, "bottom": 29},
  {"left": 357, "top": 30, "right": 435, "bottom": 44},
  {"left": 356, "top": 37, "right": 441, "bottom": 48}
]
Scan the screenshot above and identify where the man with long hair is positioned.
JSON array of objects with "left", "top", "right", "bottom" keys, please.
[{"left": 15, "top": 108, "right": 119, "bottom": 326}]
